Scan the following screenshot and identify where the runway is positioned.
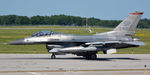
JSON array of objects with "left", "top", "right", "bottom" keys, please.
[{"left": 0, "top": 54, "right": 150, "bottom": 75}]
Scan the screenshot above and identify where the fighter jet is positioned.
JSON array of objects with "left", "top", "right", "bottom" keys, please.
[{"left": 8, "top": 11, "right": 145, "bottom": 59}]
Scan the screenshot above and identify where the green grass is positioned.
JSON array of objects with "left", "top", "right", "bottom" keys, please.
[{"left": 0, "top": 26, "right": 150, "bottom": 54}]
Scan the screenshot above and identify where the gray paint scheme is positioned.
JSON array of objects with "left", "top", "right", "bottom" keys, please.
[{"left": 8, "top": 12, "right": 145, "bottom": 59}]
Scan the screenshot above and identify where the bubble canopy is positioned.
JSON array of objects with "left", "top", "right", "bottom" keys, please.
[{"left": 31, "top": 31, "right": 61, "bottom": 37}]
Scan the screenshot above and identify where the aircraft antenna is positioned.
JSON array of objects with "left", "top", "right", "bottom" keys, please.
[{"left": 86, "top": 17, "right": 92, "bottom": 33}]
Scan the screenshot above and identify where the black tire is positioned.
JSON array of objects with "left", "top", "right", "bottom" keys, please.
[
  {"left": 85, "top": 55, "right": 90, "bottom": 59},
  {"left": 91, "top": 54, "right": 97, "bottom": 60},
  {"left": 86, "top": 54, "right": 97, "bottom": 60}
]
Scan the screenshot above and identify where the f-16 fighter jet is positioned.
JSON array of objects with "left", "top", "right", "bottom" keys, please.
[{"left": 8, "top": 12, "right": 145, "bottom": 59}]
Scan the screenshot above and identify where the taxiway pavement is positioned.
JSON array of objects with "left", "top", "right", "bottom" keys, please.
[{"left": 0, "top": 54, "right": 150, "bottom": 75}]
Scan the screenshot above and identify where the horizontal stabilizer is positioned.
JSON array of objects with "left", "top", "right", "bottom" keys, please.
[{"left": 124, "top": 41, "right": 146, "bottom": 46}]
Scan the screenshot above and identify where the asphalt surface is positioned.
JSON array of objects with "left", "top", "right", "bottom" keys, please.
[
  {"left": 0, "top": 54, "right": 150, "bottom": 75},
  {"left": 0, "top": 27, "right": 112, "bottom": 30}
]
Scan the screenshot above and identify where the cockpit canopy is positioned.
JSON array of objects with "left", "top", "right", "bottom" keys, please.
[{"left": 32, "top": 31, "right": 61, "bottom": 37}]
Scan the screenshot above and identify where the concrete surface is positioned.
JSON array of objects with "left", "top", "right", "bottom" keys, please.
[{"left": 0, "top": 54, "right": 150, "bottom": 75}]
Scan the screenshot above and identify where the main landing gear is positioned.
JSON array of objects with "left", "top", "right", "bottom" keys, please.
[
  {"left": 51, "top": 53, "right": 56, "bottom": 59},
  {"left": 85, "top": 54, "right": 97, "bottom": 60}
]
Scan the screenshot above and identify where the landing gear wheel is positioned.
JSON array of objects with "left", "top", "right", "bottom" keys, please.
[
  {"left": 86, "top": 54, "right": 97, "bottom": 60},
  {"left": 91, "top": 54, "right": 97, "bottom": 60},
  {"left": 51, "top": 53, "right": 56, "bottom": 59},
  {"left": 85, "top": 55, "right": 89, "bottom": 59}
]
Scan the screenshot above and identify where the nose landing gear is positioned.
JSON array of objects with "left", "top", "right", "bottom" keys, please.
[{"left": 51, "top": 53, "right": 56, "bottom": 59}]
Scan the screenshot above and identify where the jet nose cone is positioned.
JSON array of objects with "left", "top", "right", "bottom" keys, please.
[{"left": 8, "top": 39, "right": 25, "bottom": 45}]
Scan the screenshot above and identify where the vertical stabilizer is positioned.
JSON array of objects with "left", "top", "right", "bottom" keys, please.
[{"left": 113, "top": 11, "right": 143, "bottom": 36}]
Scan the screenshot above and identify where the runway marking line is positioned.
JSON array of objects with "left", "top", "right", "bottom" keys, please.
[
  {"left": 28, "top": 72, "right": 48, "bottom": 75},
  {"left": 28, "top": 72, "right": 40, "bottom": 75},
  {"left": 0, "top": 69, "right": 150, "bottom": 73}
]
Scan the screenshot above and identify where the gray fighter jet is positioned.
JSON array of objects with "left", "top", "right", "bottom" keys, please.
[{"left": 8, "top": 11, "right": 145, "bottom": 59}]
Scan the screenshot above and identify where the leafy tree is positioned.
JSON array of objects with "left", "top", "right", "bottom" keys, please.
[
  {"left": 31, "top": 15, "right": 45, "bottom": 25},
  {"left": 15, "top": 16, "right": 30, "bottom": 25},
  {"left": 0, "top": 14, "right": 150, "bottom": 28}
]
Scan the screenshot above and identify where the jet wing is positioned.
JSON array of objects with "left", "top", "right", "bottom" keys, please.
[
  {"left": 85, "top": 41, "right": 121, "bottom": 45},
  {"left": 85, "top": 41, "right": 145, "bottom": 46}
]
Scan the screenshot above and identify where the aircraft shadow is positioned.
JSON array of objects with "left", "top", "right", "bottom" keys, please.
[
  {"left": 55, "top": 57, "right": 140, "bottom": 61},
  {"left": 10, "top": 57, "right": 140, "bottom": 61}
]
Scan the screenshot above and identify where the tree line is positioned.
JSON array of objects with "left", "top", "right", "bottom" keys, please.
[{"left": 0, "top": 15, "right": 150, "bottom": 28}]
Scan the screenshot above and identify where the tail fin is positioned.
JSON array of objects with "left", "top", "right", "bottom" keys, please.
[{"left": 113, "top": 11, "right": 143, "bottom": 36}]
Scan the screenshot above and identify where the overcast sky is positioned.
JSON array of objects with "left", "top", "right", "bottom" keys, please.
[{"left": 0, "top": 0, "right": 149, "bottom": 20}]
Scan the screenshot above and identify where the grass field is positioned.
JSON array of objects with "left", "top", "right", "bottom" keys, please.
[{"left": 0, "top": 25, "right": 150, "bottom": 54}]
